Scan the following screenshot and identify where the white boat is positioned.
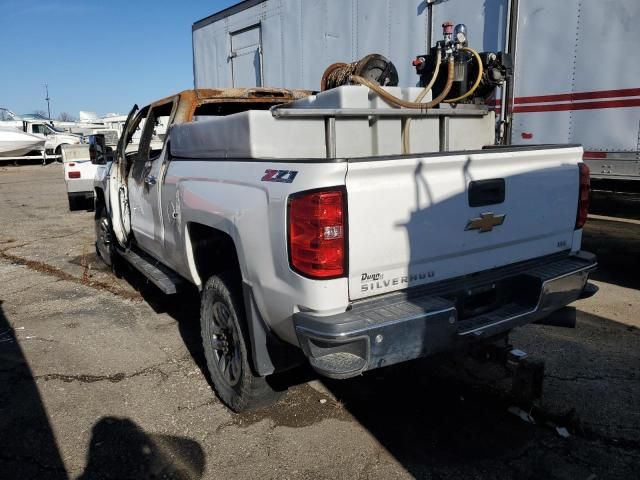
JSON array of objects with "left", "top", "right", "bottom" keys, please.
[{"left": 0, "top": 127, "right": 46, "bottom": 157}]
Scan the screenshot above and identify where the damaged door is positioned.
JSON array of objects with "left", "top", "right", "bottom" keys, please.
[
  {"left": 128, "top": 98, "right": 177, "bottom": 259},
  {"left": 110, "top": 104, "right": 139, "bottom": 247},
  {"left": 230, "top": 25, "right": 263, "bottom": 87}
]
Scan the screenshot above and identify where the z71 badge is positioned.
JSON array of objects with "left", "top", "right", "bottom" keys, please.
[{"left": 261, "top": 169, "right": 298, "bottom": 183}]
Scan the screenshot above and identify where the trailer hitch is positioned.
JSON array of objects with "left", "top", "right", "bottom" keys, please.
[{"left": 469, "top": 341, "right": 544, "bottom": 405}]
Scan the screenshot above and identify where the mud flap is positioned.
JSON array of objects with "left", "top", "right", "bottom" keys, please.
[{"left": 242, "top": 283, "right": 304, "bottom": 376}]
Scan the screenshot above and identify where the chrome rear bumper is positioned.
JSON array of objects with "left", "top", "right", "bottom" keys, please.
[{"left": 294, "top": 252, "right": 597, "bottom": 379}]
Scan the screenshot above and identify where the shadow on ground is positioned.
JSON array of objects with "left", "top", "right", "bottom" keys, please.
[
  {"left": 323, "top": 362, "right": 535, "bottom": 475},
  {"left": 590, "top": 186, "right": 640, "bottom": 221},
  {"left": 310, "top": 310, "right": 637, "bottom": 478},
  {"left": 0, "top": 299, "right": 205, "bottom": 480},
  {"left": 76, "top": 417, "right": 205, "bottom": 480},
  {"left": 0, "top": 300, "right": 67, "bottom": 479},
  {"left": 582, "top": 217, "right": 640, "bottom": 290}
]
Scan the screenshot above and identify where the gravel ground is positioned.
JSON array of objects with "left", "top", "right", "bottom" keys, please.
[{"left": 0, "top": 163, "right": 638, "bottom": 479}]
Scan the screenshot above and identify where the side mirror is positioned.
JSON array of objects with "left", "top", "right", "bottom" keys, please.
[{"left": 89, "top": 134, "right": 107, "bottom": 165}]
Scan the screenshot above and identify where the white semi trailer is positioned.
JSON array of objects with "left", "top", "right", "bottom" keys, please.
[{"left": 192, "top": 0, "right": 640, "bottom": 185}]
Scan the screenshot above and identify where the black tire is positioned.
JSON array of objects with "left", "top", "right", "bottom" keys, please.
[
  {"left": 55, "top": 145, "right": 65, "bottom": 163},
  {"left": 95, "top": 206, "right": 122, "bottom": 276},
  {"left": 200, "top": 273, "right": 281, "bottom": 412}
]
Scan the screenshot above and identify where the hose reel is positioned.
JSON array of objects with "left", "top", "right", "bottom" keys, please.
[{"left": 320, "top": 54, "right": 399, "bottom": 91}]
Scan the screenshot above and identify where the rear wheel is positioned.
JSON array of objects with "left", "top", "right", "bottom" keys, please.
[
  {"left": 200, "top": 273, "right": 281, "bottom": 412},
  {"left": 95, "top": 206, "right": 121, "bottom": 275},
  {"left": 55, "top": 145, "right": 65, "bottom": 163}
]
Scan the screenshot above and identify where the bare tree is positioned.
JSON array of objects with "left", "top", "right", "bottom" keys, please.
[{"left": 57, "top": 112, "right": 76, "bottom": 122}]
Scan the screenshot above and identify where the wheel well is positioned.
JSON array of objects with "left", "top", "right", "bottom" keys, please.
[
  {"left": 188, "top": 223, "right": 241, "bottom": 284},
  {"left": 188, "top": 222, "right": 300, "bottom": 376}
]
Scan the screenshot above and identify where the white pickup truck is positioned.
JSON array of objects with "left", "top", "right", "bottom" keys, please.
[
  {"left": 62, "top": 144, "right": 96, "bottom": 210},
  {"left": 22, "top": 121, "right": 82, "bottom": 156},
  {"left": 94, "top": 88, "right": 597, "bottom": 412},
  {"left": 62, "top": 135, "right": 117, "bottom": 210}
]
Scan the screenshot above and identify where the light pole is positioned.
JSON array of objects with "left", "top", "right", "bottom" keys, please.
[{"left": 44, "top": 83, "right": 51, "bottom": 119}]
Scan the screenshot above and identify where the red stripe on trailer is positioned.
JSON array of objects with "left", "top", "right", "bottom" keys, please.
[
  {"left": 583, "top": 151, "right": 607, "bottom": 159},
  {"left": 513, "top": 98, "right": 640, "bottom": 113},
  {"left": 492, "top": 87, "right": 640, "bottom": 105},
  {"left": 515, "top": 87, "right": 640, "bottom": 105},
  {"left": 490, "top": 98, "right": 639, "bottom": 113}
]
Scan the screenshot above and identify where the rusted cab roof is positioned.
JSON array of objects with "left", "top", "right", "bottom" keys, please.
[{"left": 149, "top": 88, "right": 312, "bottom": 124}]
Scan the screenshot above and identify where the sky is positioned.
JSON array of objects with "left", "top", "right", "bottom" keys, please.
[{"left": 0, "top": 0, "right": 237, "bottom": 118}]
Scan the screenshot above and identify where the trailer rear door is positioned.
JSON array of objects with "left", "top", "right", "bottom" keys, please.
[
  {"left": 511, "top": 0, "right": 640, "bottom": 153},
  {"left": 230, "top": 25, "right": 263, "bottom": 88}
]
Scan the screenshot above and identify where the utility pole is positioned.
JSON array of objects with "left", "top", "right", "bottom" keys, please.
[{"left": 44, "top": 83, "right": 51, "bottom": 119}]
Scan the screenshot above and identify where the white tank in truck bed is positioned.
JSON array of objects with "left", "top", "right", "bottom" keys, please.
[{"left": 170, "top": 86, "right": 495, "bottom": 159}]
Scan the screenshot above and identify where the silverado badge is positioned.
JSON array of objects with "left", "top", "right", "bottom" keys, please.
[{"left": 465, "top": 212, "right": 506, "bottom": 233}]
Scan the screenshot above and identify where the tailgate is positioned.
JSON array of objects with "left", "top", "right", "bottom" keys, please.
[
  {"left": 346, "top": 146, "right": 583, "bottom": 300},
  {"left": 64, "top": 159, "right": 98, "bottom": 192}
]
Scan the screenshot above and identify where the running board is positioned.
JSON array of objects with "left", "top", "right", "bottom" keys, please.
[{"left": 119, "top": 247, "right": 184, "bottom": 294}]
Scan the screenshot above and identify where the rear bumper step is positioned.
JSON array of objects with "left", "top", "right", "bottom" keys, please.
[{"left": 294, "top": 251, "right": 597, "bottom": 379}]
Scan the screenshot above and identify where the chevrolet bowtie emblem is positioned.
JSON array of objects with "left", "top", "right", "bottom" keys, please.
[{"left": 466, "top": 212, "right": 506, "bottom": 233}]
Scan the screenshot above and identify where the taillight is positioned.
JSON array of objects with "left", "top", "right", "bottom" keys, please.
[
  {"left": 68, "top": 171, "right": 81, "bottom": 179},
  {"left": 288, "top": 188, "right": 347, "bottom": 279},
  {"left": 575, "top": 163, "right": 590, "bottom": 229}
]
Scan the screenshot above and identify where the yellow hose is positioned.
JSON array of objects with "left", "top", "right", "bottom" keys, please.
[
  {"left": 351, "top": 56, "right": 454, "bottom": 110},
  {"left": 402, "top": 50, "right": 442, "bottom": 153},
  {"left": 444, "top": 47, "right": 483, "bottom": 103}
]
